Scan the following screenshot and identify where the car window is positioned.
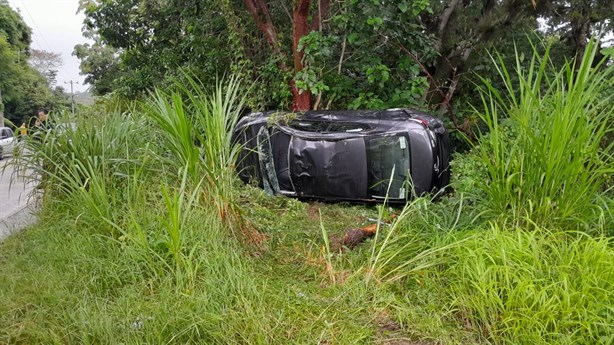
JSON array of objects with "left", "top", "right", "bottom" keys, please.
[
  {"left": 1, "top": 128, "right": 13, "bottom": 139},
  {"left": 366, "top": 135, "right": 411, "bottom": 199}
]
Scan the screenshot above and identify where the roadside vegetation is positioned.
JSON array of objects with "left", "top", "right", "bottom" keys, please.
[{"left": 1, "top": 39, "right": 613, "bottom": 344}]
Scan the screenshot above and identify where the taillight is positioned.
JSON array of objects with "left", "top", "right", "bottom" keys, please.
[{"left": 415, "top": 117, "right": 430, "bottom": 128}]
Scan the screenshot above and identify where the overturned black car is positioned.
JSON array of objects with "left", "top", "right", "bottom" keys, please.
[{"left": 232, "top": 109, "right": 450, "bottom": 203}]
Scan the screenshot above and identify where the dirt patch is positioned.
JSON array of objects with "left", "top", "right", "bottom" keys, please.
[{"left": 306, "top": 202, "right": 323, "bottom": 221}]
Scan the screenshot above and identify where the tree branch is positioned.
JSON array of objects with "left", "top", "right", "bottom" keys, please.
[
  {"left": 435, "top": 0, "right": 461, "bottom": 52},
  {"left": 243, "top": 0, "right": 287, "bottom": 70},
  {"left": 397, "top": 43, "right": 467, "bottom": 136},
  {"left": 310, "top": 0, "right": 330, "bottom": 31}
]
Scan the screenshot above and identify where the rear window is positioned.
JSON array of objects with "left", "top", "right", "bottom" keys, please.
[{"left": 366, "top": 135, "right": 411, "bottom": 199}]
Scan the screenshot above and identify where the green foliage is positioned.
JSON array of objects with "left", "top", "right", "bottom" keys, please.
[
  {"left": 0, "top": 35, "right": 21, "bottom": 103},
  {"left": 474, "top": 38, "right": 614, "bottom": 229},
  {"left": 448, "top": 150, "right": 487, "bottom": 199},
  {"left": 320, "top": 0, "right": 435, "bottom": 109},
  {"left": 76, "top": 0, "right": 438, "bottom": 110},
  {"left": 0, "top": 4, "right": 70, "bottom": 124},
  {"left": 73, "top": 39, "right": 122, "bottom": 96},
  {"left": 440, "top": 225, "right": 614, "bottom": 344},
  {"left": 141, "top": 74, "right": 263, "bottom": 243},
  {"left": 295, "top": 32, "right": 335, "bottom": 96},
  {"left": 77, "top": 0, "right": 235, "bottom": 98},
  {"left": 0, "top": 2, "right": 31, "bottom": 51}
]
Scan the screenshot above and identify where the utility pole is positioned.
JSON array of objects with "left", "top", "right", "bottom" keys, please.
[
  {"left": 66, "top": 80, "right": 77, "bottom": 116},
  {"left": 69, "top": 80, "right": 75, "bottom": 116}
]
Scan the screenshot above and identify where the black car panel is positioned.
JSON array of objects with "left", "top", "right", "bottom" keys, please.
[
  {"left": 233, "top": 109, "right": 450, "bottom": 203},
  {"left": 290, "top": 137, "right": 368, "bottom": 199},
  {"left": 270, "top": 131, "right": 293, "bottom": 191}
]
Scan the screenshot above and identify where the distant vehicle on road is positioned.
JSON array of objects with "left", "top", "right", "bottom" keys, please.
[
  {"left": 0, "top": 127, "right": 16, "bottom": 160},
  {"left": 55, "top": 122, "right": 77, "bottom": 134},
  {"left": 233, "top": 109, "right": 450, "bottom": 203}
]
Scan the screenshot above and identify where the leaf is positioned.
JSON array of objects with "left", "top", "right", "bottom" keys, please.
[
  {"left": 367, "top": 17, "right": 384, "bottom": 27},
  {"left": 347, "top": 32, "right": 359, "bottom": 45},
  {"left": 601, "top": 47, "right": 614, "bottom": 58}
]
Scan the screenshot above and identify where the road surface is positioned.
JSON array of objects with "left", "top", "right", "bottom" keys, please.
[{"left": 0, "top": 157, "right": 39, "bottom": 241}]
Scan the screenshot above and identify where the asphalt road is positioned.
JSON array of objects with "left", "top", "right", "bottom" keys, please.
[{"left": 0, "top": 157, "right": 39, "bottom": 241}]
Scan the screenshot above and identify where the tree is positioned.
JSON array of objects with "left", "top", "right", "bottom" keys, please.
[
  {"left": 0, "top": 3, "right": 70, "bottom": 125},
  {"left": 73, "top": 38, "right": 121, "bottom": 96},
  {"left": 74, "top": 0, "right": 607, "bottom": 129},
  {"left": 0, "top": 3, "right": 31, "bottom": 125},
  {"left": 0, "top": 1, "right": 31, "bottom": 53},
  {"left": 239, "top": 0, "right": 330, "bottom": 110},
  {"left": 418, "top": 0, "right": 538, "bottom": 115},
  {"left": 29, "top": 49, "right": 63, "bottom": 86},
  {"left": 536, "top": 0, "right": 614, "bottom": 63},
  {"left": 77, "top": 0, "right": 234, "bottom": 98}
]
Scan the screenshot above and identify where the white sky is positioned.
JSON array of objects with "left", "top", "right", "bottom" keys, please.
[{"left": 7, "top": 0, "right": 92, "bottom": 92}]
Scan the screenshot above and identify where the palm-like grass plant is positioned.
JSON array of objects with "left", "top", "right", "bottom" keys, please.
[
  {"left": 11, "top": 111, "right": 151, "bottom": 232},
  {"left": 475, "top": 38, "right": 614, "bottom": 229},
  {"left": 142, "top": 74, "right": 265, "bottom": 245}
]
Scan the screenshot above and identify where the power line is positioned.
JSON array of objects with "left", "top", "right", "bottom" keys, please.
[
  {"left": 16, "top": 0, "right": 73, "bottom": 82},
  {"left": 19, "top": 0, "right": 54, "bottom": 51}
]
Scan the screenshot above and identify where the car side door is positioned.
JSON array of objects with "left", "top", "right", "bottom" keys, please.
[{"left": 0, "top": 128, "right": 15, "bottom": 153}]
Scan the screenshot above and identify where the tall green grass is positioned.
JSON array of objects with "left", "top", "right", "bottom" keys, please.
[
  {"left": 369, "top": 198, "right": 614, "bottom": 343},
  {"left": 0, "top": 203, "right": 280, "bottom": 344},
  {"left": 12, "top": 111, "right": 153, "bottom": 232},
  {"left": 474, "top": 38, "right": 614, "bottom": 229},
  {"left": 369, "top": 37, "right": 614, "bottom": 343},
  {"left": 443, "top": 226, "right": 614, "bottom": 344},
  {"left": 142, "top": 75, "right": 264, "bottom": 245},
  {"left": 4, "top": 89, "right": 279, "bottom": 343}
]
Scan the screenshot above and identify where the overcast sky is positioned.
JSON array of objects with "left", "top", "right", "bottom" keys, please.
[{"left": 7, "top": 0, "right": 92, "bottom": 92}]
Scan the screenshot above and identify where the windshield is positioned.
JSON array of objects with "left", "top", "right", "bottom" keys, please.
[{"left": 366, "top": 135, "right": 411, "bottom": 199}]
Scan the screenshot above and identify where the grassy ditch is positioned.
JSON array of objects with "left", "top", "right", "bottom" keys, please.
[{"left": 1, "top": 40, "right": 614, "bottom": 344}]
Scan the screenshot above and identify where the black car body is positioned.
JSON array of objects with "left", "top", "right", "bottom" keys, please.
[{"left": 233, "top": 109, "right": 450, "bottom": 203}]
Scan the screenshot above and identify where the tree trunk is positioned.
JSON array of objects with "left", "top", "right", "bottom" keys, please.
[
  {"left": 569, "top": 12, "right": 590, "bottom": 68},
  {"left": 292, "top": 0, "right": 312, "bottom": 111},
  {"left": 243, "top": 0, "right": 287, "bottom": 70},
  {"left": 243, "top": 0, "right": 332, "bottom": 111}
]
